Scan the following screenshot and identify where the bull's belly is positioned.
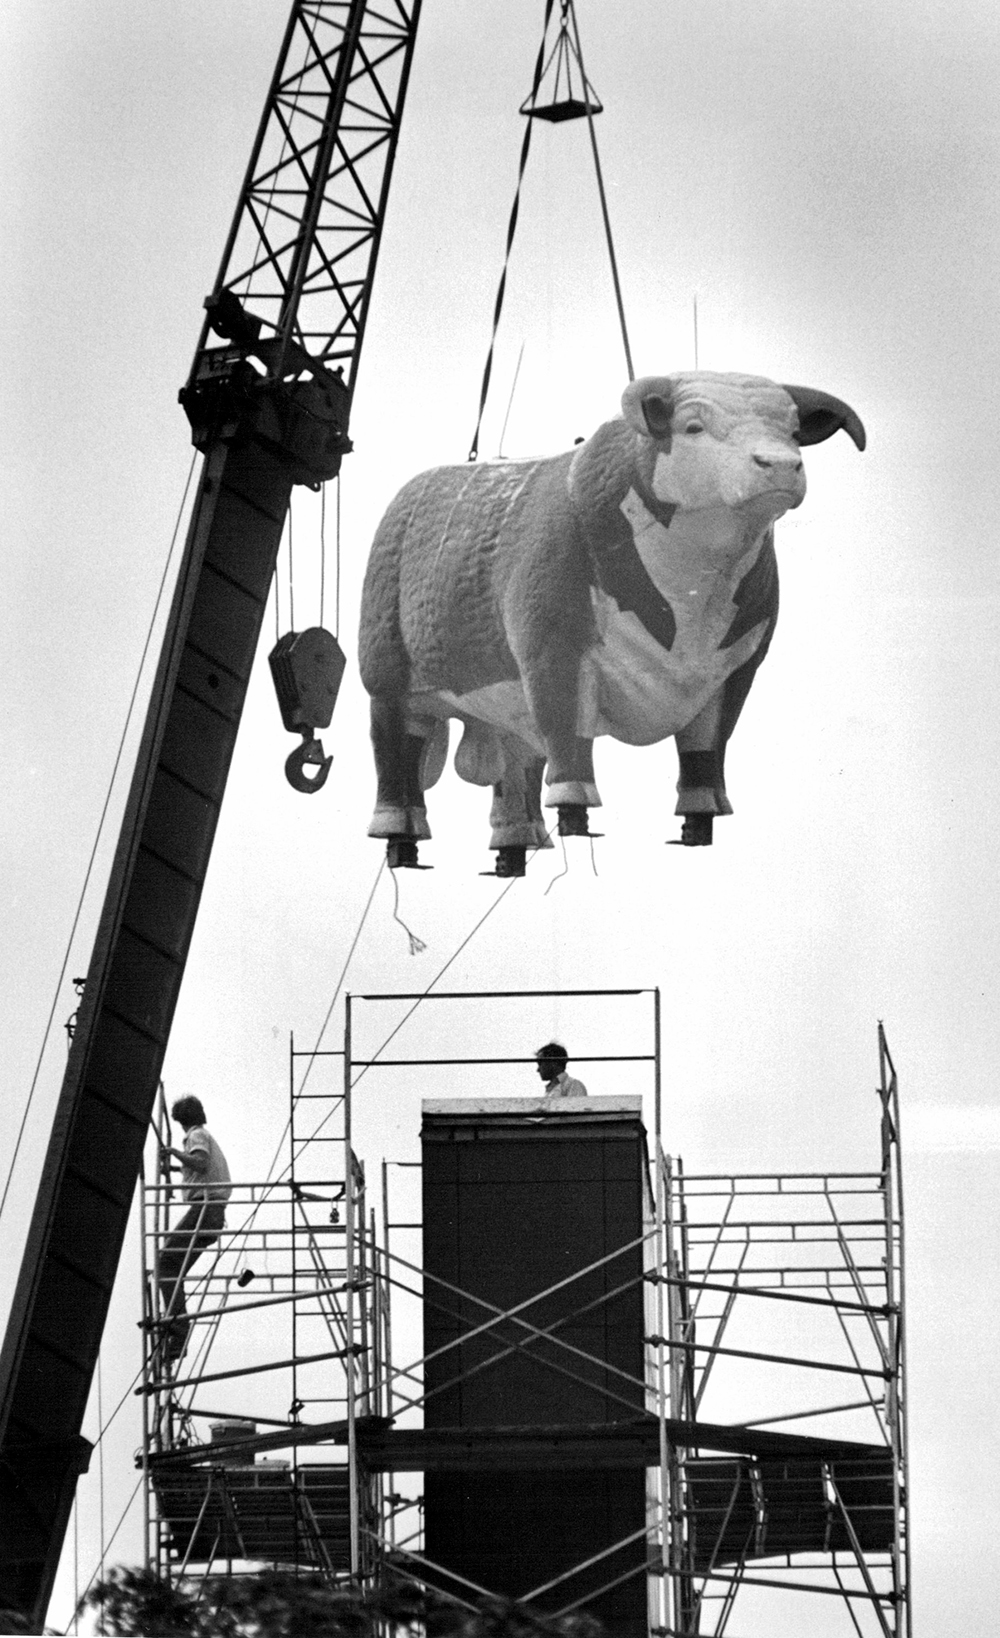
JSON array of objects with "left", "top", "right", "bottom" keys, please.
[
  {"left": 412, "top": 682, "right": 545, "bottom": 755},
  {"left": 412, "top": 585, "right": 768, "bottom": 753},
  {"left": 417, "top": 661, "right": 708, "bottom": 753}
]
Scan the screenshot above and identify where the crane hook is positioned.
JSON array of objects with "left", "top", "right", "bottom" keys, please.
[
  {"left": 285, "top": 731, "right": 332, "bottom": 794},
  {"left": 269, "top": 627, "right": 345, "bottom": 795}
]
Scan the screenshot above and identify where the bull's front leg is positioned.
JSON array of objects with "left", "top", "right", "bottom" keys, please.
[
  {"left": 522, "top": 660, "right": 601, "bottom": 836},
  {"left": 673, "top": 692, "right": 733, "bottom": 846},
  {"left": 503, "top": 516, "right": 601, "bottom": 835}
]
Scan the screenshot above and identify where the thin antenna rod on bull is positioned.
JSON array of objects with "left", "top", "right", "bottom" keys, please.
[{"left": 497, "top": 342, "right": 526, "bottom": 458}]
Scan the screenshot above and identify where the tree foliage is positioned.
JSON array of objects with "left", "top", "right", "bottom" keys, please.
[{"left": 78, "top": 1568, "right": 606, "bottom": 1638}]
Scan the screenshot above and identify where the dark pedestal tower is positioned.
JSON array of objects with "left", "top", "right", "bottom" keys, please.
[{"left": 421, "top": 1096, "right": 650, "bottom": 1636}]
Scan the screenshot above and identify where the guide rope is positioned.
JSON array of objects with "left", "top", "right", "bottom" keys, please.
[
  {"left": 173, "top": 856, "right": 388, "bottom": 1284},
  {"left": 390, "top": 867, "right": 427, "bottom": 955},
  {"left": 63, "top": 1474, "right": 144, "bottom": 1635},
  {"left": 0, "top": 452, "right": 198, "bottom": 1233},
  {"left": 350, "top": 825, "right": 558, "bottom": 1091},
  {"left": 189, "top": 820, "right": 556, "bottom": 1303}
]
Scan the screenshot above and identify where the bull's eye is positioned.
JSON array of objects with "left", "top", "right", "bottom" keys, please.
[{"left": 683, "top": 421, "right": 704, "bottom": 435}]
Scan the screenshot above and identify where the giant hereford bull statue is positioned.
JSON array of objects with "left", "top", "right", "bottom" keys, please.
[{"left": 359, "top": 371, "right": 865, "bottom": 873}]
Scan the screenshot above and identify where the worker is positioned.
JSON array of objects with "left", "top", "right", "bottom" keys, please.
[
  {"left": 157, "top": 1096, "right": 232, "bottom": 1365},
  {"left": 534, "top": 1042, "right": 588, "bottom": 1100}
]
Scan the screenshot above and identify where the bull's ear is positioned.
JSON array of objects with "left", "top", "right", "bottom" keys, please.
[
  {"left": 622, "top": 377, "right": 675, "bottom": 441},
  {"left": 782, "top": 385, "right": 866, "bottom": 451}
]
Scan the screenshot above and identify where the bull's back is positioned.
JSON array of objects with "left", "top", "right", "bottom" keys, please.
[{"left": 361, "top": 454, "right": 573, "bottom": 696}]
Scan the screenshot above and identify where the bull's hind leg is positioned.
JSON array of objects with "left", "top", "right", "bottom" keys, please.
[
  {"left": 367, "top": 699, "right": 448, "bottom": 864},
  {"left": 486, "top": 746, "right": 552, "bottom": 876}
]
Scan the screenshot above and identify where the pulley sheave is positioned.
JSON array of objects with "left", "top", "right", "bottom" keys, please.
[{"left": 269, "top": 626, "right": 346, "bottom": 793}]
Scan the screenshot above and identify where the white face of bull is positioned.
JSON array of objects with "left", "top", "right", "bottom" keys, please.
[{"left": 622, "top": 372, "right": 808, "bottom": 524}]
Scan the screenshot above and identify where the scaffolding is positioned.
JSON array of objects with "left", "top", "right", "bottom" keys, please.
[
  {"left": 658, "top": 1025, "right": 909, "bottom": 1635},
  {"left": 137, "top": 1000, "right": 908, "bottom": 1637},
  {"left": 139, "top": 1040, "right": 384, "bottom": 1587}
]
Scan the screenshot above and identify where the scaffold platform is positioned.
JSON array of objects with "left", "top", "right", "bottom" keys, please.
[
  {"left": 151, "top": 1460, "right": 351, "bottom": 1570},
  {"left": 137, "top": 997, "right": 908, "bottom": 1636}
]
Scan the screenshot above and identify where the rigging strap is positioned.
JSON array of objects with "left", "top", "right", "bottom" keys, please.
[
  {"left": 467, "top": 0, "right": 633, "bottom": 461},
  {"left": 467, "top": 0, "right": 555, "bottom": 462}
]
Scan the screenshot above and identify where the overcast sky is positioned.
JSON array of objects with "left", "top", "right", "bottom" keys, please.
[{"left": 3, "top": 1, "right": 1000, "bottom": 1630}]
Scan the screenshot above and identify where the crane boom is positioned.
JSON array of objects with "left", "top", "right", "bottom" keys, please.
[{"left": 0, "top": 2, "right": 421, "bottom": 1622}]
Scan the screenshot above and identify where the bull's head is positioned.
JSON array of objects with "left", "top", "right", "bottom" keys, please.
[{"left": 621, "top": 371, "right": 865, "bottom": 520}]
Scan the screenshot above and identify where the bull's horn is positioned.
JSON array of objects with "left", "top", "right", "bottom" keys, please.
[
  {"left": 781, "top": 385, "right": 866, "bottom": 451},
  {"left": 622, "top": 376, "right": 674, "bottom": 440}
]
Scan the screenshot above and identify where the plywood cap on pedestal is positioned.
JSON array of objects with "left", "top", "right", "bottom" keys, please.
[{"left": 421, "top": 1095, "right": 643, "bottom": 1119}]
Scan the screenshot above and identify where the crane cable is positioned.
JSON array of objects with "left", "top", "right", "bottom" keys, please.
[
  {"left": 0, "top": 452, "right": 199, "bottom": 1234},
  {"left": 468, "top": 0, "right": 633, "bottom": 462},
  {"left": 318, "top": 471, "right": 341, "bottom": 639},
  {"left": 350, "top": 827, "right": 559, "bottom": 1092},
  {"left": 162, "top": 854, "right": 389, "bottom": 1303},
  {"left": 467, "top": 0, "right": 556, "bottom": 462},
  {"left": 103, "top": 837, "right": 552, "bottom": 1576},
  {"left": 173, "top": 826, "right": 555, "bottom": 1320},
  {"left": 567, "top": 0, "right": 634, "bottom": 381},
  {"left": 274, "top": 469, "right": 340, "bottom": 643},
  {"left": 46, "top": 863, "right": 383, "bottom": 1617},
  {"left": 63, "top": 1474, "right": 145, "bottom": 1636}
]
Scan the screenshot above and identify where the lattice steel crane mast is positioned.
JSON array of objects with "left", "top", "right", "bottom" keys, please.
[{"left": 0, "top": 3, "right": 421, "bottom": 1623}]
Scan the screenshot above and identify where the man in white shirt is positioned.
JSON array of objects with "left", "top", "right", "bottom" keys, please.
[
  {"left": 157, "top": 1096, "right": 232, "bottom": 1366},
  {"left": 535, "top": 1041, "right": 588, "bottom": 1100}
]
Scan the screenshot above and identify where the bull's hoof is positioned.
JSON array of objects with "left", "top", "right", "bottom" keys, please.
[
  {"left": 487, "top": 845, "right": 527, "bottom": 878},
  {"left": 387, "top": 837, "right": 423, "bottom": 869},
  {"left": 368, "top": 805, "right": 431, "bottom": 841},
  {"left": 558, "top": 804, "right": 591, "bottom": 837},
  {"left": 676, "top": 814, "right": 714, "bottom": 847}
]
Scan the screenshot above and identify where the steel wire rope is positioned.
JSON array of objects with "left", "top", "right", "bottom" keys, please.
[
  {"left": 288, "top": 502, "right": 295, "bottom": 632},
  {"left": 141, "top": 846, "right": 551, "bottom": 1450},
  {"left": 97, "top": 1358, "right": 105, "bottom": 1602},
  {"left": 0, "top": 451, "right": 199, "bottom": 1233},
  {"left": 468, "top": 0, "right": 633, "bottom": 461},
  {"left": 72, "top": 1495, "right": 79, "bottom": 1636},
  {"left": 350, "top": 828, "right": 558, "bottom": 1092},
  {"left": 61, "top": 1473, "right": 145, "bottom": 1637},
  {"left": 335, "top": 473, "right": 341, "bottom": 638},
  {"left": 37, "top": 47, "right": 348, "bottom": 1591},
  {"left": 212, "top": 830, "right": 556, "bottom": 1233},
  {"left": 183, "top": 831, "right": 555, "bottom": 1353},
  {"left": 86, "top": 1356, "right": 148, "bottom": 1451},
  {"left": 320, "top": 481, "right": 327, "bottom": 630},
  {"left": 159, "top": 855, "right": 387, "bottom": 1336},
  {"left": 244, "top": 42, "right": 304, "bottom": 649},
  {"left": 567, "top": 0, "right": 634, "bottom": 381},
  {"left": 319, "top": 475, "right": 342, "bottom": 639},
  {"left": 467, "top": 0, "right": 556, "bottom": 462}
]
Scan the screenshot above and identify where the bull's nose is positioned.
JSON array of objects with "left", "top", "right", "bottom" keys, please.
[{"left": 752, "top": 451, "right": 803, "bottom": 473}]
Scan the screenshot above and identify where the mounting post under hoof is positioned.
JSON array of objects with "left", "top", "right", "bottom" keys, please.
[
  {"left": 675, "top": 814, "right": 714, "bottom": 847},
  {"left": 557, "top": 804, "right": 591, "bottom": 837},
  {"left": 386, "top": 837, "right": 423, "bottom": 869},
  {"left": 487, "top": 845, "right": 527, "bottom": 878}
]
